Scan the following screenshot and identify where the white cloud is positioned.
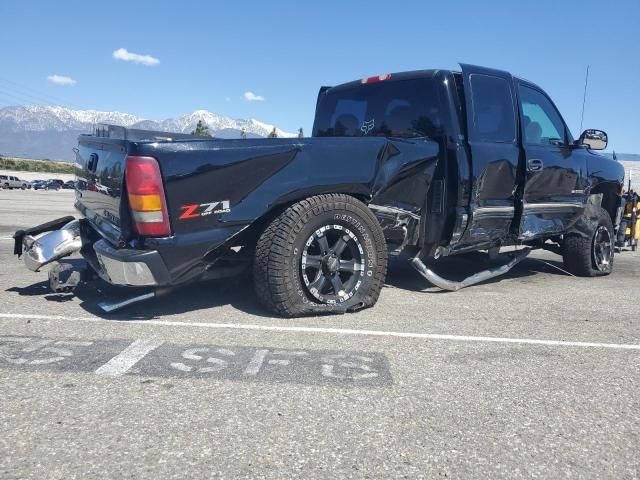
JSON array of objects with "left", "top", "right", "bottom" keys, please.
[
  {"left": 47, "top": 74, "right": 77, "bottom": 86},
  {"left": 244, "top": 91, "right": 265, "bottom": 102},
  {"left": 112, "top": 48, "right": 160, "bottom": 66}
]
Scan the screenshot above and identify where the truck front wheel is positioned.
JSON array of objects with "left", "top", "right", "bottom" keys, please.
[
  {"left": 562, "top": 207, "right": 614, "bottom": 276},
  {"left": 254, "top": 194, "right": 388, "bottom": 317}
]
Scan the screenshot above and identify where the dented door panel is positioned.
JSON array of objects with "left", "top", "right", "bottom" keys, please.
[{"left": 453, "top": 64, "right": 521, "bottom": 251}]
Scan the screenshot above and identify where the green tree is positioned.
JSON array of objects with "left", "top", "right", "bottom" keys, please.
[
  {"left": 298, "top": 128, "right": 304, "bottom": 138},
  {"left": 191, "top": 120, "right": 211, "bottom": 137},
  {"left": 268, "top": 127, "right": 278, "bottom": 138}
]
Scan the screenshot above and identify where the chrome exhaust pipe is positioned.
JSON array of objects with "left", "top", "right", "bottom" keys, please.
[{"left": 411, "top": 249, "right": 530, "bottom": 292}]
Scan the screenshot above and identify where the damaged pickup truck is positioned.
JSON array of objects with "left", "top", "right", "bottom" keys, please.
[{"left": 14, "top": 64, "right": 625, "bottom": 316}]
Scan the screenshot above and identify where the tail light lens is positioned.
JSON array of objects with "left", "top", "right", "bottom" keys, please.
[
  {"left": 125, "top": 156, "right": 171, "bottom": 237},
  {"left": 361, "top": 73, "right": 391, "bottom": 84}
]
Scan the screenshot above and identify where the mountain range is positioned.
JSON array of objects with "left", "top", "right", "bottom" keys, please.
[{"left": 0, "top": 105, "right": 297, "bottom": 161}]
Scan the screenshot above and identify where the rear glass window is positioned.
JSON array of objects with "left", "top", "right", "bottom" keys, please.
[
  {"left": 313, "top": 78, "right": 444, "bottom": 138},
  {"left": 469, "top": 74, "right": 515, "bottom": 143}
]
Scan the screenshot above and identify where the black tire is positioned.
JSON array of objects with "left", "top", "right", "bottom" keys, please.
[
  {"left": 562, "top": 207, "right": 614, "bottom": 276},
  {"left": 254, "top": 194, "right": 388, "bottom": 317}
]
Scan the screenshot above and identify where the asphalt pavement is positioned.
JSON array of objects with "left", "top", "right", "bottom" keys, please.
[{"left": 0, "top": 189, "right": 638, "bottom": 479}]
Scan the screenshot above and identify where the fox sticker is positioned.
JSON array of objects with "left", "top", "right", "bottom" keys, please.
[{"left": 360, "top": 119, "right": 375, "bottom": 135}]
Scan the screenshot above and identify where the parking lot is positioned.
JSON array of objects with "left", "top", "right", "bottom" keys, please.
[{"left": 1, "top": 189, "right": 639, "bottom": 479}]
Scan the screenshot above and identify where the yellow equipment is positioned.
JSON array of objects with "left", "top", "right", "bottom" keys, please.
[{"left": 617, "top": 191, "right": 639, "bottom": 251}]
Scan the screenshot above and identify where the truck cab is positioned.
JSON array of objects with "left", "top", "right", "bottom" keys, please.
[{"left": 313, "top": 65, "right": 623, "bottom": 260}]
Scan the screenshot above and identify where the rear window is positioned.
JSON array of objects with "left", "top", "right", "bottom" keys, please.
[{"left": 313, "top": 78, "right": 444, "bottom": 138}]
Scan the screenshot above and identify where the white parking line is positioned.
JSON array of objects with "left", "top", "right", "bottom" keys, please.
[
  {"left": 95, "top": 339, "right": 163, "bottom": 376},
  {"left": 244, "top": 349, "right": 269, "bottom": 376},
  {"left": 1, "top": 312, "right": 639, "bottom": 351}
]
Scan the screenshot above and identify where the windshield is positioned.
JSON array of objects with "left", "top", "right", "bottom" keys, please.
[{"left": 313, "top": 78, "right": 444, "bottom": 138}]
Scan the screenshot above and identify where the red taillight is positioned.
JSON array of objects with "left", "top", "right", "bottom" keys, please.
[
  {"left": 125, "top": 156, "right": 171, "bottom": 237},
  {"left": 361, "top": 73, "right": 391, "bottom": 84}
]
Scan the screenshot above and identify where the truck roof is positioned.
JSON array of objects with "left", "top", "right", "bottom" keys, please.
[
  {"left": 323, "top": 65, "right": 545, "bottom": 96},
  {"left": 324, "top": 69, "right": 444, "bottom": 92}
]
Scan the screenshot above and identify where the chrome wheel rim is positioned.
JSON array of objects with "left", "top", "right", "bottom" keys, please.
[
  {"left": 301, "top": 225, "right": 365, "bottom": 304},
  {"left": 593, "top": 225, "right": 612, "bottom": 271}
]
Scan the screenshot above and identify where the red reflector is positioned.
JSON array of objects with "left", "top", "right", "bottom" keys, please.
[
  {"left": 361, "top": 73, "right": 392, "bottom": 84},
  {"left": 125, "top": 156, "right": 171, "bottom": 237}
]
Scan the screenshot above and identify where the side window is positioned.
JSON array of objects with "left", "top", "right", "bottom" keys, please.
[
  {"left": 469, "top": 74, "right": 516, "bottom": 143},
  {"left": 519, "top": 85, "right": 567, "bottom": 145}
]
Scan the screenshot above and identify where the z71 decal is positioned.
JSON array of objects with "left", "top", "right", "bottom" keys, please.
[{"left": 179, "top": 200, "right": 231, "bottom": 220}]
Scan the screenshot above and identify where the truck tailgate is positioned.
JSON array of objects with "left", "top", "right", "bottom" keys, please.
[{"left": 74, "top": 138, "right": 127, "bottom": 243}]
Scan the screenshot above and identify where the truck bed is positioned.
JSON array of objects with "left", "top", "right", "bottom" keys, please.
[{"left": 74, "top": 124, "right": 441, "bottom": 285}]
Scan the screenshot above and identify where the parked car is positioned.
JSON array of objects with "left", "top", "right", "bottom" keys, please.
[
  {"left": 43, "top": 179, "right": 64, "bottom": 191},
  {"left": 31, "top": 180, "right": 46, "bottom": 190},
  {"left": 14, "top": 64, "right": 625, "bottom": 316},
  {"left": 0, "top": 174, "right": 30, "bottom": 189},
  {"left": 62, "top": 180, "right": 76, "bottom": 189}
]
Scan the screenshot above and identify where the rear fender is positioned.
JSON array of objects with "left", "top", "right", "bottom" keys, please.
[{"left": 241, "top": 139, "right": 440, "bottom": 251}]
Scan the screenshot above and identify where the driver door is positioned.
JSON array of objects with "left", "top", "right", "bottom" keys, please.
[{"left": 516, "top": 81, "right": 587, "bottom": 239}]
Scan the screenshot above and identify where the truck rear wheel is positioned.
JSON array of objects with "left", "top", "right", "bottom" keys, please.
[
  {"left": 254, "top": 194, "right": 387, "bottom": 317},
  {"left": 562, "top": 207, "right": 614, "bottom": 276}
]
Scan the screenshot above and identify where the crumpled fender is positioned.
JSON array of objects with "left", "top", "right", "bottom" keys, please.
[
  {"left": 565, "top": 194, "right": 605, "bottom": 239},
  {"left": 371, "top": 139, "right": 439, "bottom": 198}
]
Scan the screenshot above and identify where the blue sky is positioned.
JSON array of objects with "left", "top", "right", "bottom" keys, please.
[{"left": 0, "top": 0, "right": 638, "bottom": 152}]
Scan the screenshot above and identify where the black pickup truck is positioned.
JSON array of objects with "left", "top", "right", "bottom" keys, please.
[{"left": 16, "top": 64, "right": 625, "bottom": 316}]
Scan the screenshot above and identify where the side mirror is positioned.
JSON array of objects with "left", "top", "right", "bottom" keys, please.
[{"left": 579, "top": 129, "right": 608, "bottom": 150}]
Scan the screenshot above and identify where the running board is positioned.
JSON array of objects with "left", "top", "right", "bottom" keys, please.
[
  {"left": 410, "top": 249, "right": 530, "bottom": 292},
  {"left": 98, "top": 292, "right": 156, "bottom": 313}
]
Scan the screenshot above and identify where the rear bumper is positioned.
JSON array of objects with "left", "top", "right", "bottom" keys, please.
[
  {"left": 85, "top": 239, "right": 171, "bottom": 287},
  {"left": 16, "top": 217, "right": 171, "bottom": 287},
  {"left": 16, "top": 217, "right": 80, "bottom": 271},
  {"left": 17, "top": 216, "right": 246, "bottom": 288}
]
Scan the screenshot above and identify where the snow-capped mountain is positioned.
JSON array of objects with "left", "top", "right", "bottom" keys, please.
[
  {"left": 0, "top": 105, "right": 297, "bottom": 161},
  {"left": 0, "top": 105, "right": 143, "bottom": 132},
  {"left": 132, "top": 109, "right": 294, "bottom": 139}
]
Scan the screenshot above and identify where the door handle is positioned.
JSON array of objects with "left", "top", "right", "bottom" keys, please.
[{"left": 528, "top": 158, "right": 543, "bottom": 172}]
